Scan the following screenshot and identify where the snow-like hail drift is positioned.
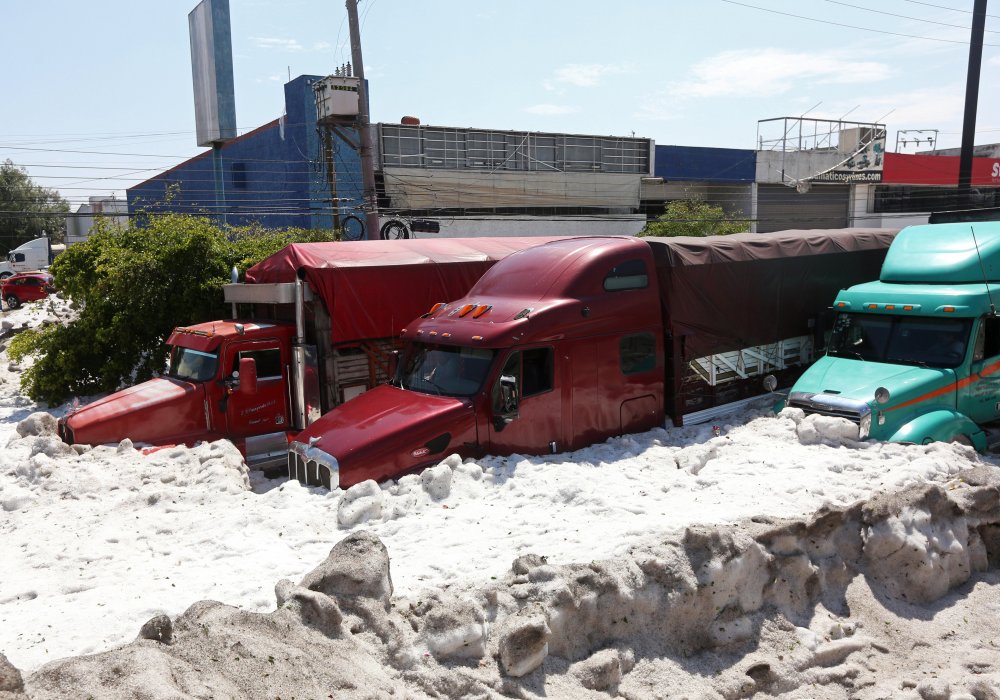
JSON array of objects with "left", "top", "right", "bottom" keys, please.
[{"left": 2, "top": 293, "right": 1000, "bottom": 700}]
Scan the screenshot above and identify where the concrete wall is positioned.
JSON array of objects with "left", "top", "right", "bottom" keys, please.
[
  {"left": 375, "top": 214, "right": 647, "bottom": 238},
  {"left": 755, "top": 150, "right": 845, "bottom": 185}
]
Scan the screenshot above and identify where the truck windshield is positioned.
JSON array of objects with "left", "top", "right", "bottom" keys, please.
[
  {"left": 167, "top": 347, "right": 219, "bottom": 382},
  {"left": 829, "top": 313, "right": 972, "bottom": 368},
  {"left": 398, "top": 343, "right": 496, "bottom": 397}
]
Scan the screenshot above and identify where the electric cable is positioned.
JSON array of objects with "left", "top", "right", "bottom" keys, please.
[{"left": 721, "top": 0, "right": 1000, "bottom": 46}]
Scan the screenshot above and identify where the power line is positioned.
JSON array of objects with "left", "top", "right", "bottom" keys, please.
[
  {"left": 902, "top": 0, "right": 1000, "bottom": 21},
  {"left": 823, "top": 0, "right": 1000, "bottom": 34},
  {"left": 721, "top": 0, "right": 1000, "bottom": 46}
]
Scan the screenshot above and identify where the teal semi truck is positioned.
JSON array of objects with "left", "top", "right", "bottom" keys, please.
[{"left": 783, "top": 221, "right": 1000, "bottom": 450}]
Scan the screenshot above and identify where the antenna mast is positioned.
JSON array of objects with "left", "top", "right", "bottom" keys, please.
[{"left": 971, "top": 225, "right": 997, "bottom": 316}]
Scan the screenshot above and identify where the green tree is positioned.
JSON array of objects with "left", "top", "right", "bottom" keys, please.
[
  {"left": 0, "top": 159, "right": 69, "bottom": 252},
  {"left": 638, "top": 199, "right": 748, "bottom": 238},
  {"left": 10, "top": 213, "right": 329, "bottom": 404}
]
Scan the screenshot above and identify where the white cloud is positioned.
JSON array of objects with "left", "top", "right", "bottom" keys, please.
[
  {"left": 524, "top": 104, "right": 579, "bottom": 116},
  {"left": 835, "top": 86, "right": 964, "bottom": 131},
  {"left": 551, "top": 63, "right": 626, "bottom": 88},
  {"left": 669, "top": 48, "right": 892, "bottom": 99},
  {"left": 632, "top": 92, "right": 683, "bottom": 123},
  {"left": 250, "top": 37, "right": 304, "bottom": 52},
  {"left": 254, "top": 74, "right": 286, "bottom": 84}
]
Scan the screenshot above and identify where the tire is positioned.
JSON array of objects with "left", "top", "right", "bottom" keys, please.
[
  {"left": 5, "top": 295, "right": 19, "bottom": 310},
  {"left": 340, "top": 215, "right": 365, "bottom": 241},
  {"left": 0, "top": 272, "right": 11, "bottom": 280},
  {"left": 380, "top": 220, "right": 410, "bottom": 240},
  {"left": 950, "top": 434, "right": 973, "bottom": 447}
]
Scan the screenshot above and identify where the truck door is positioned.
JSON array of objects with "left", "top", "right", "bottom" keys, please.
[
  {"left": 222, "top": 341, "right": 291, "bottom": 439},
  {"left": 487, "top": 346, "right": 563, "bottom": 455},
  {"left": 960, "top": 315, "right": 1000, "bottom": 424}
]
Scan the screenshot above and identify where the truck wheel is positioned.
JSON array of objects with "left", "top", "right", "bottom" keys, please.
[
  {"left": 5, "top": 295, "right": 19, "bottom": 310},
  {"left": 341, "top": 215, "right": 365, "bottom": 241},
  {"left": 0, "top": 272, "right": 10, "bottom": 280},
  {"left": 380, "top": 220, "right": 410, "bottom": 240},
  {"left": 950, "top": 434, "right": 973, "bottom": 447}
]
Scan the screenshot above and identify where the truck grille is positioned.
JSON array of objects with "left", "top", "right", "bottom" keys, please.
[
  {"left": 787, "top": 391, "right": 869, "bottom": 425},
  {"left": 287, "top": 441, "right": 339, "bottom": 490}
]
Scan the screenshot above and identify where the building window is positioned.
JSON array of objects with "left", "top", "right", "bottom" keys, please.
[
  {"left": 494, "top": 347, "right": 554, "bottom": 403},
  {"left": 232, "top": 347, "right": 282, "bottom": 380},
  {"left": 232, "top": 163, "right": 247, "bottom": 190},
  {"left": 873, "top": 185, "right": 1000, "bottom": 214},
  {"left": 604, "top": 259, "right": 649, "bottom": 291},
  {"left": 522, "top": 347, "right": 553, "bottom": 397}
]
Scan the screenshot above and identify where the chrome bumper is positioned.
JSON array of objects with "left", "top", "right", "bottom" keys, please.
[
  {"left": 787, "top": 391, "right": 872, "bottom": 439},
  {"left": 287, "top": 440, "right": 340, "bottom": 489}
]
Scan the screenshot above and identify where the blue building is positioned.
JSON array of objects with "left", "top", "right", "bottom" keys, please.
[
  {"left": 642, "top": 145, "right": 756, "bottom": 219},
  {"left": 129, "top": 75, "right": 763, "bottom": 237},
  {"left": 128, "top": 75, "right": 362, "bottom": 230}
]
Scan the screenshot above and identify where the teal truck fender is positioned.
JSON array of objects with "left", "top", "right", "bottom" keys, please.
[{"left": 888, "top": 409, "right": 986, "bottom": 451}]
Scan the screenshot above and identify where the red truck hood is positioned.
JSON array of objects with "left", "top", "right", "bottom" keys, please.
[
  {"left": 293, "top": 384, "right": 477, "bottom": 487},
  {"left": 61, "top": 377, "right": 212, "bottom": 447}
]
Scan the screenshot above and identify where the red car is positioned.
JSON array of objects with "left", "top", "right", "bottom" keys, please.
[{"left": 2, "top": 271, "right": 55, "bottom": 310}]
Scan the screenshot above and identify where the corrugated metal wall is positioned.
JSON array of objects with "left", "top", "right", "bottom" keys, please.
[
  {"left": 756, "top": 184, "right": 850, "bottom": 232},
  {"left": 380, "top": 125, "right": 651, "bottom": 173}
]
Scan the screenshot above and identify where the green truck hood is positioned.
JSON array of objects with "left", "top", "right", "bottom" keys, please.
[{"left": 792, "top": 356, "right": 955, "bottom": 410}]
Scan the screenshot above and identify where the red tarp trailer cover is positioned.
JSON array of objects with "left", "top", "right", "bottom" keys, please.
[
  {"left": 245, "top": 237, "right": 561, "bottom": 344},
  {"left": 646, "top": 228, "right": 900, "bottom": 361}
]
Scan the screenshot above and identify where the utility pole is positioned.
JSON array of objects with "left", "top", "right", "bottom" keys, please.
[
  {"left": 958, "top": 0, "right": 987, "bottom": 205},
  {"left": 346, "top": 0, "right": 380, "bottom": 240}
]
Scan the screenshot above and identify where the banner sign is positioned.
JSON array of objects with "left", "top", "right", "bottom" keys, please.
[
  {"left": 812, "top": 138, "right": 885, "bottom": 184},
  {"left": 882, "top": 152, "right": 1000, "bottom": 186}
]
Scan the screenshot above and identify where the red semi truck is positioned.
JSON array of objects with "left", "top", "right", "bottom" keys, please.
[
  {"left": 57, "top": 237, "right": 558, "bottom": 469},
  {"left": 287, "top": 229, "right": 898, "bottom": 489}
]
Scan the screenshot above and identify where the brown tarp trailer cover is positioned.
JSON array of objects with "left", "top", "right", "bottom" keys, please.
[
  {"left": 646, "top": 228, "right": 899, "bottom": 362},
  {"left": 245, "top": 237, "right": 561, "bottom": 345}
]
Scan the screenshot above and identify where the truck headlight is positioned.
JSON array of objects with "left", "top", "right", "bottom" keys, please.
[{"left": 859, "top": 411, "right": 872, "bottom": 440}]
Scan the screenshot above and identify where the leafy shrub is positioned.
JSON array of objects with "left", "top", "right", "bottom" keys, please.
[
  {"left": 13, "top": 214, "right": 331, "bottom": 405},
  {"left": 638, "top": 199, "right": 749, "bottom": 237}
]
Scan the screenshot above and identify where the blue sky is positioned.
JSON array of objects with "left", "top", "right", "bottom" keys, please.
[{"left": 3, "top": 0, "right": 999, "bottom": 206}]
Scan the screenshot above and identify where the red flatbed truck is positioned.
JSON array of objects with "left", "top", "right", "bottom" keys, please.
[
  {"left": 57, "top": 237, "right": 560, "bottom": 469},
  {"left": 287, "top": 229, "right": 898, "bottom": 489}
]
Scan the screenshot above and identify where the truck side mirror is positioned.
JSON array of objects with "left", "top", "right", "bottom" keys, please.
[
  {"left": 493, "top": 374, "right": 519, "bottom": 431},
  {"left": 238, "top": 357, "right": 258, "bottom": 395}
]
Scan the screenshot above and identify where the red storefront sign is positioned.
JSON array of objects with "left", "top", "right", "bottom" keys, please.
[{"left": 882, "top": 152, "right": 1000, "bottom": 186}]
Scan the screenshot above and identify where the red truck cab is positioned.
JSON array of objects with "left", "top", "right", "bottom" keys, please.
[
  {"left": 60, "top": 321, "right": 296, "bottom": 465},
  {"left": 289, "top": 237, "right": 664, "bottom": 488},
  {"left": 56, "top": 237, "right": 566, "bottom": 469}
]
